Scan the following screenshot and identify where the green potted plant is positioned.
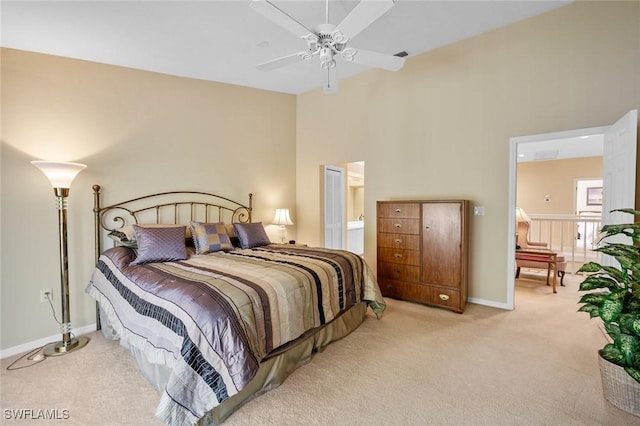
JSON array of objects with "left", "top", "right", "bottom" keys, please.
[{"left": 577, "top": 208, "right": 640, "bottom": 416}]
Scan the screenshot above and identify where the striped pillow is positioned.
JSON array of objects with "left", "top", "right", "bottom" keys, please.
[{"left": 190, "top": 222, "right": 233, "bottom": 254}]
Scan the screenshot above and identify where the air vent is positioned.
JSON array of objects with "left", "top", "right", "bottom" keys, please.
[
  {"left": 394, "top": 51, "right": 408, "bottom": 57},
  {"left": 534, "top": 150, "right": 559, "bottom": 161}
]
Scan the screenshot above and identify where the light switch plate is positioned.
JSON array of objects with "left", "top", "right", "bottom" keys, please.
[{"left": 473, "top": 206, "right": 485, "bottom": 216}]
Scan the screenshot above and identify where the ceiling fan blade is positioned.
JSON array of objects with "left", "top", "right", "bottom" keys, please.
[
  {"left": 324, "top": 67, "right": 339, "bottom": 94},
  {"left": 335, "top": 0, "right": 394, "bottom": 40},
  {"left": 250, "top": 0, "right": 312, "bottom": 38},
  {"left": 257, "top": 52, "right": 306, "bottom": 72},
  {"left": 345, "top": 48, "right": 405, "bottom": 71}
]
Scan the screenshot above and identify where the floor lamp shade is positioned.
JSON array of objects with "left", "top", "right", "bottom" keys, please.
[
  {"left": 32, "top": 160, "right": 90, "bottom": 356},
  {"left": 31, "top": 161, "right": 87, "bottom": 189},
  {"left": 273, "top": 208, "right": 294, "bottom": 244}
]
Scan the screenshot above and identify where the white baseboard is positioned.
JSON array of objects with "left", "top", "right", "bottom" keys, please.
[
  {"left": 468, "top": 297, "right": 513, "bottom": 310},
  {"left": 1, "top": 323, "right": 97, "bottom": 359}
]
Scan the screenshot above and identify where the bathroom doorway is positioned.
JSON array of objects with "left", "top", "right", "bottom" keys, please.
[
  {"left": 322, "top": 161, "right": 365, "bottom": 255},
  {"left": 346, "top": 161, "right": 365, "bottom": 255}
]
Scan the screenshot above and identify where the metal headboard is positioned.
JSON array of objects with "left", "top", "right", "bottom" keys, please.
[
  {"left": 91, "top": 184, "right": 253, "bottom": 328},
  {"left": 93, "top": 184, "right": 253, "bottom": 259}
]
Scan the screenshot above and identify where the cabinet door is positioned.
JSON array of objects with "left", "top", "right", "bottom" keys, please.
[{"left": 421, "top": 202, "right": 462, "bottom": 287}]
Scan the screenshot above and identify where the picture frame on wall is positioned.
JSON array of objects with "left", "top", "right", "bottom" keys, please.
[{"left": 586, "top": 186, "right": 603, "bottom": 206}]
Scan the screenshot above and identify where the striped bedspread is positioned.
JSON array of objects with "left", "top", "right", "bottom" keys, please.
[{"left": 86, "top": 244, "right": 385, "bottom": 425}]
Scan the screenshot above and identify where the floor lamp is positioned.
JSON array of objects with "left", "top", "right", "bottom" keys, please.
[{"left": 32, "top": 161, "right": 90, "bottom": 356}]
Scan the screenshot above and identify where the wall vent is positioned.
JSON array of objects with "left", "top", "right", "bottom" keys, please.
[{"left": 534, "top": 149, "right": 559, "bottom": 161}]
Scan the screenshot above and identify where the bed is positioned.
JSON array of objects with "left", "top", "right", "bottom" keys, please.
[{"left": 85, "top": 185, "right": 385, "bottom": 425}]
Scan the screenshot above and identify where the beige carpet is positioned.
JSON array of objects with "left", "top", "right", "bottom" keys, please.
[{"left": 2, "top": 272, "right": 639, "bottom": 425}]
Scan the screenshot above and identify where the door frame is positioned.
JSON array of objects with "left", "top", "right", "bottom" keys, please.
[{"left": 507, "top": 125, "right": 607, "bottom": 310}]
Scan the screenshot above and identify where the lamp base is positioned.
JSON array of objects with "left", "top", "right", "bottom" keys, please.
[{"left": 43, "top": 336, "right": 90, "bottom": 357}]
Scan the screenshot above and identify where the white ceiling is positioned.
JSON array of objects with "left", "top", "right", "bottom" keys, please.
[{"left": 1, "top": 0, "right": 572, "bottom": 95}]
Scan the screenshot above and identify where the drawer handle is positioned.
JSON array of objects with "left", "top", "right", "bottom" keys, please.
[
  {"left": 439, "top": 294, "right": 450, "bottom": 301},
  {"left": 394, "top": 223, "right": 402, "bottom": 228},
  {"left": 394, "top": 239, "right": 402, "bottom": 244},
  {"left": 394, "top": 253, "right": 403, "bottom": 259},
  {"left": 395, "top": 270, "right": 401, "bottom": 274},
  {"left": 394, "top": 208, "right": 401, "bottom": 213}
]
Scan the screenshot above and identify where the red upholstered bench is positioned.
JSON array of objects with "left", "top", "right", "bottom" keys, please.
[{"left": 515, "top": 252, "right": 566, "bottom": 286}]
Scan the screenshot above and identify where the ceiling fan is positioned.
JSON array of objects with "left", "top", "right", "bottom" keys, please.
[{"left": 250, "top": 0, "right": 406, "bottom": 93}]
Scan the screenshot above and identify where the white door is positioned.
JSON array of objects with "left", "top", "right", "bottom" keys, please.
[
  {"left": 601, "top": 109, "right": 638, "bottom": 265},
  {"left": 324, "top": 166, "right": 345, "bottom": 249}
]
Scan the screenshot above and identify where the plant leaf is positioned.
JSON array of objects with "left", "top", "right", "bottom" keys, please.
[
  {"left": 601, "top": 265, "right": 629, "bottom": 283},
  {"left": 578, "top": 304, "right": 601, "bottom": 318},
  {"left": 577, "top": 304, "right": 600, "bottom": 318},
  {"left": 619, "top": 315, "right": 640, "bottom": 336},
  {"left": 624, "top": 367, "right": 640, "bottom": 384},
  {"left": 593, "top": 244, "right": 640, "bottom": 263},
  {"left": 601, "top": 344, "right": 625, "bottom": 366},
  {"left": 605, "top": 322, "right": 621, "bottom": 338},
  {"left": 615, "top": 334, "right": 640, "bottom": 366},
  {"left": 579, "top": 276, "right": 619, "bottom": 291},
  {"left": 611, "top": 208, "right": 640, "bottom": 216},
  {"left": 600, "top": 299, "right": 623, "bottom": 322},
  {"left": 578, "top": 293, "right": 608, "bottom": 306},
  {"left": 603, "top": 209, "right": 640, "bottom": 244},
  {"left": 577, "top": 262, "right": 602, "bottom": 273}
]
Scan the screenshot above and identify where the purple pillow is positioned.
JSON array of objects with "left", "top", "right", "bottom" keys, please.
[
  {"left": 233, "top": 222, "right": 271, "bottom": 249},
  {"left": 131, "top": 225, "right": 188, "bottom": 265}
]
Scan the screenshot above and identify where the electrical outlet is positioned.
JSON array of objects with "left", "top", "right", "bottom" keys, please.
[{"left": 40, "top": 288, "right": 52, "bottom": 303}]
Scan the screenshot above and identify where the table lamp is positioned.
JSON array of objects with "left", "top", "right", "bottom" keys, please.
[{"left": 273, "top": 208, "right": 294, "bottom": 244}]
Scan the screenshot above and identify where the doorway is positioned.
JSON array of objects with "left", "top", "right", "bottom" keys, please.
[
  {"left": 346, "top": 161, "right": 365, "bottom": 255},
  {"left": 507, "top": 110, "right": 637, "bottom": 309},
  {"left": 575, "top": 178, "right": 603, "bottom": 251},
  {"left": 322, "top": 161, "right": 365, "bottom": 254}
]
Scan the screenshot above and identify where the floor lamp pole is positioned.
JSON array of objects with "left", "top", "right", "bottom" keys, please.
[{"left": 32, "top": 161, "right": 90, "bottom": 356}]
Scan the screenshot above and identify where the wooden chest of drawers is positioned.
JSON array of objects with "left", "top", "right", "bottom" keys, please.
[{"left": 377, "top": 200, "right": 469, "bottom": 313}]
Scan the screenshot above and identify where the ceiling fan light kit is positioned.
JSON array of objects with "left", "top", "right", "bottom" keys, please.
[{"left": 251, "top": 0, "right": 406, "bottom": 93}]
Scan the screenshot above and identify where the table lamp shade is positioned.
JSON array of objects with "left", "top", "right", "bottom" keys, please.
[
  {"left": 273, "top": 209, "right": 294, "bottom": 226},
  {"left": 515, "top": 207, "right": 531, "bottom": 223}
]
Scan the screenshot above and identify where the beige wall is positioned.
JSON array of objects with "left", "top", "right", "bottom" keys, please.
[
  {"left": 1, "top": 49, "right": 296, "bottom": 350},
  {"left": 517, "top": 156, "right": 603, "bottom": 214},
  {"left": 296, "top": 1, "right": 640, "bottom": 305}
]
